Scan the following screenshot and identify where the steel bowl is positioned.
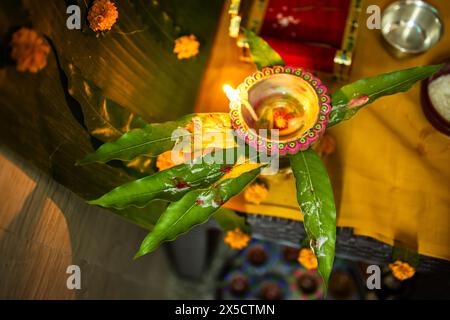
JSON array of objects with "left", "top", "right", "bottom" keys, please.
[{"left": 381, "top": 0, "right": 444, "bottom": 57}]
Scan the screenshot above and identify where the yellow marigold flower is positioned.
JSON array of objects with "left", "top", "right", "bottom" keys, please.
[
  {"left": 224, "top": 228, "right": 251, "bottom": 250},
  {"left": 88, "top": 0, "right": 119, "bottom": 32},
  {"left": 389, "top": 260, "right": 416, "bottom": 281},
  {"left": 298, "top": 248, "right": 318, "bottom": 270},
  {"left": 10, "top": 28, "right": 50, "bottom": 73},
  {"left": 244, "top": 182, "right": 269, "bottom": 205},
  {"left": 156, "top": 151, "right": 184, "bottom": 171},
  {"left": 173, "top": 35, "right": 200, "bottom": 60}
]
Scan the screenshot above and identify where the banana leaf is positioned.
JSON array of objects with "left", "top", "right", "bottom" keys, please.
[
  {"left": 62, "top": 59, "right": 160, "bottom": 175},
  {"left": 22, "top": 0, "right": 223, "bottom": 123},
  {"left": 135, "top": 167, "right": 261, "bottom": 258},
  {"left": 63, "top": 60, "right": 148, "bottom": 142},
  {"left": 290, "top": 149, "right": 336, "bottom": 288}
]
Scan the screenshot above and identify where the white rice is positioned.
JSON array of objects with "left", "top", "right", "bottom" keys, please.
[{"left": 428, "top": 74, "right": 450, "bottom": 122}]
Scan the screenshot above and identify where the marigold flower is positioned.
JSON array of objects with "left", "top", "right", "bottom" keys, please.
[
  {"left": 156, "top": 151, "right": 184, "bottom": 171},
  {"left": 88, "top": 0, "right": 119, "bottom": 32},
  {"left": 313, "top": 134, "right": 336, "bottom": 157},
  {"left": 224, "top": 228, "right": 251, "bottom": 250},
  {"left": 10, "top": 28, "right": 50, "bottom": 73},
  {"left": 298, "top": 247, "right": 318, "bottom": 270},
  {"left": 244, "top": 182, "right": 269, "bottom": 205},
  {"left": 316, "top": 134, "right": 336, "bottom": 156},
  {"left": 173, "top": 35, "right": 200, "bottom": 60},
  {"left": 273, "top": 110, "right": 293, "bottom": 130},
  {"left": 389, "top": 260, "right": 416, "bottom": 281}
]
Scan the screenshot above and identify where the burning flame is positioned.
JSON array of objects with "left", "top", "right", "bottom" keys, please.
[
  {"left": 223, "top": 84, "right": 259, "bottom": 121},
  {"left": 223, "top": 84, "right": 239, "bottom": 102}
]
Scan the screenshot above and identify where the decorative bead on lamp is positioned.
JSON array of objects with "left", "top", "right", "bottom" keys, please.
[{"left": 228, "top": 66, "right": 331, "bottom": 156}]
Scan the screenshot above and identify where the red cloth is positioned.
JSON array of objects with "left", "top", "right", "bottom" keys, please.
[
  {"left": 259, "top": 0, "right": 350, "bottom": 73},
  {"left": 264, "top": 37, "right": 336, "bottom": 72}
]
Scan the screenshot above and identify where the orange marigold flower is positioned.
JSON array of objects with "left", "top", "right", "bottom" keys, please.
[
  {"left": 88, "top": 0, "right": 119, "bottom": 32},
  {"left": 389, "top": 260, "right": 416, "bottom": 281},
  {"left": 298, "top": 247, "right": 318, "bottom": 270},
  {"left": 156, "top": 151, "right": 184, "bottom": 171},
  {"left": 10, "top": 27, "right": 50, "bottom": 73},
  {"left": 173, "top": 35, "right": 200, "bottom": 60},
  {"left": 273, "top": 110, "right": 293, "bottom": 130},
  {"left": 244, "top": 182, "right": 269, "bottom": 205},
  {"left": 314, "top": 134, "right": 336, "bottom": 157},
  {"left": 224, "top": 228, "right": 251, "bottom": 250}
]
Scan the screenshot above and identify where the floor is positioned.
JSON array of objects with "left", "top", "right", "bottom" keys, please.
[{"left": 0, "top": 146, "right": 175, "bottom": 299}]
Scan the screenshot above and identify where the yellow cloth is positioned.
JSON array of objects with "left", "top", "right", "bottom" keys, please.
[{"left": 197, "top": 0, "right": 450, "bottom": 261}]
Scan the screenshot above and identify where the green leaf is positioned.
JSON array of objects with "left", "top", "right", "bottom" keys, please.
[
  {"left": 392, "top": 246, "right": 420, "bottom": 267},
  {"left": 135, "top": 167, "right": 261, "bottom": 258},
  {"left": 290, "top": 149, "right": 336, "bottom": 288},
  {"left": 88, "top": 152, "right": 234, "bottom": 209},
  {"left": 243, "top": 29, "right": 285, "bottom": 70},
  {"left": 111, "top": 202, "right": 167, "bottom": 231},
  {"left": 77, "top": 112, "right": 231, "bottom": 165},
  {"left": 77, "top": 114, "right": 192, "bottom": 164},
  {"left": 213, "top": 208, "right": 250, "bottom": 233},
  {"left": 329, "top": 64, "right": 443, "bottom": 127},
  {"left": 63, "top": 61, "right": 147, "bottom": 142}
]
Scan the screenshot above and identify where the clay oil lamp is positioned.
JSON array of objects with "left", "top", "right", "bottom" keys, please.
[{"left": 226, "top": 66, "right": 331, "bottom": 156}]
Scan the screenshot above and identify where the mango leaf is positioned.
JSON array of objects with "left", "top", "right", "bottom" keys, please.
[
  {"left": 392, "top": 246, "right": 420, "bottom": 268},
  {"left": 290, "top": 149, "right": 336, "bottom": 288},
  {"left": 135, "top": 167, "right": 262, "bottom": 258},
  {"left": 329, "top": 64, "right": 443, "bottom": 127},
  {"left": 77, "top": 114, "right": 190, "bottom": 164},
  {"left": 213, "top": 208, "right": 250, "bottom": 233},
  {"left": 112, "top": 202, "right": 168, "bottom": 231},
  {"left": 77, "top": 112, "right": 231, "bottom": 165},
  {"left": 243, "top": 29, "right": 285, "bottom": 70},
  {"left": 88, "top": 151, "right": 235, "bottom": 209}
]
